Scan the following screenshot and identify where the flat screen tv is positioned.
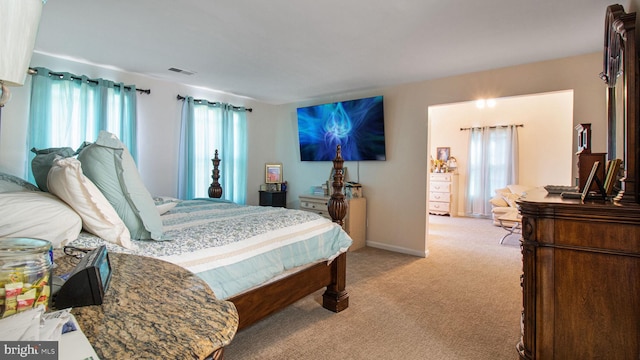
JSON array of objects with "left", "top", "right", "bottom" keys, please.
[{"left": 297, "top": 95, "right": 386, "bottom": 161}]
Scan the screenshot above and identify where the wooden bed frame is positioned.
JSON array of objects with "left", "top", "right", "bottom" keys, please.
[{"left": 208, "top": 145, "right": 349, "bottom": 330}]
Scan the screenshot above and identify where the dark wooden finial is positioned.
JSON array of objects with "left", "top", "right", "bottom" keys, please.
[
  {"left": 328, "top": 145, "right": 348, "bottom": 226},
  {"left": 208, "top": 149, "right": 223, "bottom": 199}
]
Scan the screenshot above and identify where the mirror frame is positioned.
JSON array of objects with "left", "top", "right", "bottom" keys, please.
[{"left": 601, "top": 4, "right": 639, "bottom": 204}]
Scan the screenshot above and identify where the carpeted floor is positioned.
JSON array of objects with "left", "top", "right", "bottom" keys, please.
[{"left": 224, "top": 215, "right": 522, "bottom": 360}]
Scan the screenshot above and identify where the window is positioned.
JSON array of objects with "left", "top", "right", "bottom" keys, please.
[
  {"left": 27, "top": 67, "right": 137, "bottom": 180},
  {"left": 465, "top": 126, "right": 519, "bottom": 216},
  {"left": 179, "top": 98, "right": 248, "bottom": 203}
]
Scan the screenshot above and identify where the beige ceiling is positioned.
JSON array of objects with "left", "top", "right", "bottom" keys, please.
[{"left": 33, "top": 0, "right": 620, "bottom": 104}]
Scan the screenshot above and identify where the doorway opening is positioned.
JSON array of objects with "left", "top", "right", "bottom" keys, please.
[{"left": 426, "top": 90, "right": 574, "bottom": 232}]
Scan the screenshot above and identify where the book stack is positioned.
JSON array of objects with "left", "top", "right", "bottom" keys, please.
[{"left": 310, "top": 186, "right": 325, "bottom": 196}]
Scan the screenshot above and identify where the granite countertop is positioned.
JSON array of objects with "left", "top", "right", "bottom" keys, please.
[{"left": 53, "top": 249, "right": 238, "bottom": 359}]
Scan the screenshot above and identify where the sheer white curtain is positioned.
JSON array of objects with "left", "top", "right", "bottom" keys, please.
[
  {"left": 465, "top": 125, "right": 519, "bottom": 217},
  {"left": 178, "top": 97, "right": 248, "bottom": 203}
]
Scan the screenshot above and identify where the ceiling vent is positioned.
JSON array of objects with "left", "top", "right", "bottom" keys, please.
[{"left": 168, "top": 67, "right": 195, "bottom": 76}]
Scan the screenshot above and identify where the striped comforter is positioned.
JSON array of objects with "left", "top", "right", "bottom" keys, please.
[{"left": 68, "top": 199, "right": 353, "bottom": 299}]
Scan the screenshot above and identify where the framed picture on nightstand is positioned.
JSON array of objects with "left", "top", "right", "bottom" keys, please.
[{"left": 265, "top": 163, "right": 283, "bottom": 183}]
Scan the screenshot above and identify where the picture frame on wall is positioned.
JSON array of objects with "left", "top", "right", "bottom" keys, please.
[
  {"left": 265, "top": 163, "right": 283, "bottom": 183},
  {"left": 436, "top": 147, "right": 450, "bottom": 161}
]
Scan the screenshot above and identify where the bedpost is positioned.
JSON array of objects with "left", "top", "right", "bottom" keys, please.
[
  {"left": 323, "top": 145, "right": 349, "bottom": 312},
  {"left": 322, "top": 251, "right": 349, "bottom": 312},
  {"left": 208, "top": 149, "right": 223, "bottom": 199},
  {"left": 328, "top": 145, "right": 348, "bottom": 226}
]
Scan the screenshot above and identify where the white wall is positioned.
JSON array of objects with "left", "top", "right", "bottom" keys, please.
[
  {"left": 429, "top": 90, "right": 574, "bottom": 215},
  {"left": 0, "top": 52, "right": 282, "bottom": 203},
  {"left": 0, "top": 51, "right": 607, "bottom": 258},
  {"left": 274, "top": 53, "right": 605, "bottom": 257}
]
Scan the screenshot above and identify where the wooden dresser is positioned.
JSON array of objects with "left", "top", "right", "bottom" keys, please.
[
  {"left": 428, "top": 172, "right": 458, "bottom": 216},
  {"left": 516, "top": 189, "right": 640, "bottom": 359},
  {"left": 299, "top": 194, "right": 367, "bottom": 250}
]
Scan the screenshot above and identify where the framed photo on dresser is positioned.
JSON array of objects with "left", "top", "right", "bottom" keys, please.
[{"left": 436, "top": 147, "right": 450, "bottom": 161}]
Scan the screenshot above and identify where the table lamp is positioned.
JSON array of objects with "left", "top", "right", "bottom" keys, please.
[{"left": 0, "top": 0, "right": 45, "bottom": 107}]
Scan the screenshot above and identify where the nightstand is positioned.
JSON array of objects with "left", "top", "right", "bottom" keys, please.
[
  {"left": 298, "top": 194, "right": 367, "bottom": 250},
  {"left": 259, "top": 190, "right": 286, "bottom": 207}
]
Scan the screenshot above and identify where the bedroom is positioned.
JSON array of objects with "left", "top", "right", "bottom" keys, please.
[
  {"left": 1, "top": 1, "right": 626, "bottom": 258},
  {"left": 0, "top": 0, "right": 638, "bottom": 359}
]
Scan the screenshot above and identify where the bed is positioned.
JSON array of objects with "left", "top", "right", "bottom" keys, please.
[{"left": 0, "top": 136, "right": 352, "bottom": 330}]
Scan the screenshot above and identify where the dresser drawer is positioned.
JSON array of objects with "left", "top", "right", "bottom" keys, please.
[
  {"left": 300, "top": 200, "right": 328, "bottom": 211},
  {"left": 429, "top": 192, "right": 451, "bottom": 202},
  {"left": 429, "top": 182, "right": 451, "bottom": 193},
  {"left": 303, "top": 207, "right": 330, "bottom": 218},
  {"left": 429, "top": 201, "right": 450, "bottom": 213},
  {"left": 430, "top": 173, "right": 452, "bottom": 182},
  {"left": 299, "top": 196, "right": 331, "bottom": 218}
]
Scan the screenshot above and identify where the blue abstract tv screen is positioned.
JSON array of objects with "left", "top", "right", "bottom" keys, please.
[{"left": 297, "top": 95, "right": 386, "bottom": 161}]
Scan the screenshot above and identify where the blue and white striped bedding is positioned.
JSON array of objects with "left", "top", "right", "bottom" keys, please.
[{"left": 67, "top": 199, "right": 353, "bottom": 299}]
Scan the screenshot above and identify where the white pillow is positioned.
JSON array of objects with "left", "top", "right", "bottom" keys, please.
[
  {"left": 0, "top": 191, "right": 82, "bottom": 249},
  {"left": 153, "top": 196, "right": 180, "bottom": 215},
  {"left": 47, "top": 157, "right": 133, "bottom": 249},
  {"left": 489, "top": 196, "right": 509, "bottom": 207},
  {"left": 502, "top": 193, "right": 521, "bottom": 208},
  {"left": 507, "top": 184, "right": 533, "bottom": 196},
  {"left": 156, "top": 202, "right": 178, "bottom": 215}
]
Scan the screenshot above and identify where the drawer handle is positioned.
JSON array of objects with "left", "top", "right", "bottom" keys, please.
[{"left": 433, "top": 195, "right": 441, "bottom": 199}]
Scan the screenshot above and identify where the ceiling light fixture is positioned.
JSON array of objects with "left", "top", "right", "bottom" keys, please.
[{"left": 475, "top": 98, "right": 496, "bottom": 109}]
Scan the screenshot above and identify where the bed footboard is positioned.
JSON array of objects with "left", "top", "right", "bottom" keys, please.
[{"left": 229, "top": 252, "right": 348, "bottom": 330}]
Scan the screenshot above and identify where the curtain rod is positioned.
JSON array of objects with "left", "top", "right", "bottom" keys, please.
[
  {"left": 176, "top": 94, "right": 253, "bottom": 112},
  {"left": 460, "top": 124, "right": 524, "bottom": 131},
  {"left": 28, "top": 68, "right": 150, "bottom": 94}
]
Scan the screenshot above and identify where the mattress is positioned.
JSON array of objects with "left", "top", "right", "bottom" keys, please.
[{"left": 67, "top": 198, "right": 353, "bottom": 299}]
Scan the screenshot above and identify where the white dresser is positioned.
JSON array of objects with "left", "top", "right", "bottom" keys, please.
[
  {"left": 299, "top": 194, "right": 367, "bottom": 251},
  {"left": 428, "top": 172, "right": 458, "bottom": 216}
]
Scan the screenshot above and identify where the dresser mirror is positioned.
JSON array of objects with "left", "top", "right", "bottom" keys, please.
[{"left": 601, "top": 4, "right": 639, "bottom": 203}]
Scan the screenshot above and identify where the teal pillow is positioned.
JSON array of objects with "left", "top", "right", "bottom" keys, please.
[
  {"left": 77, "top": 131, "right": 164, "bottom": 241},
  {"left": 31, "top": 147, "right": 75, "bottom": 192}
]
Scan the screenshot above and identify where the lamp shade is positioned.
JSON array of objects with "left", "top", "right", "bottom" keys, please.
[{"left": 0, "top": 0, "right": 43, "bottom": 87}]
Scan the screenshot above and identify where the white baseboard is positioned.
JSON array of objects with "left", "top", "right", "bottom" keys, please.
[{"left": 365, "top": 241, "right": 429, "bottom": 258}]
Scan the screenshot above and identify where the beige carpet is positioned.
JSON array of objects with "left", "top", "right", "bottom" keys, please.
[{"left": 224, "top": 215, "right": 522, "bottom": 360}]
